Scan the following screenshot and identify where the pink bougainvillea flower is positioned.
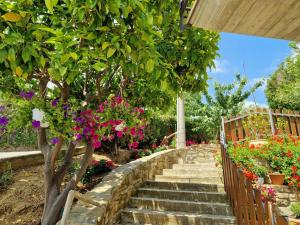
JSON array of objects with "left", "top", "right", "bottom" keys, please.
[
  {"left": 139, "top": 108, "right": 145, "bottom": 114},
  {"left": 109, "top": 120, "right": 115, "bottom": 126},
  {"left": 99, "top": 104, "right": 105, "bottom": 113},
  {"left": 131, "top": 141, "right": 139, "bottom": 149},
  {"left": 116, "top": 96, "right": 123, "bottom": 104},
  {"left": 123, "top": 127, "right": 128, "bottom": 132},
  {"left": 139, "top": 134, "right": 144, "bottom": 141},
  {"left": 92, "top": 140, "right": 101, "bottom": 149},
  {"left": 102, "top": 136, "right": 108, "bottom": 141},
  {"left": 91, "top": 159, "right": 99, "bottom": 166},
  {"left": 101, "top": 122, "right": 108, "bottom": 127},
  {"left": 73, "top": 126, "right": 81, "bottom": 131},
  {"left": 109, "top": 135, "right": 114, "bottom": 141},
  {"left": 116, "top": 131, "right": 123, "bottom": 138},
  {"left": 110, "top": 102, "right": 116, "bottom": 108},
  {"left": 105, "top": 160, "right": 113, "bottom": 168},
  {"left": 32, "top": 120, "right": 41, "bottom": 129},
  {"left": 130, "top": 127, "right": 136, "bottom": 136},
  {"left": 92, "top": 134, "right": 99, "bottom": 140}
]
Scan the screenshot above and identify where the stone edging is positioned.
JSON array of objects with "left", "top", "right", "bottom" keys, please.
[{"left": 64, "top": 147, "right": 188, "bottom": 225}]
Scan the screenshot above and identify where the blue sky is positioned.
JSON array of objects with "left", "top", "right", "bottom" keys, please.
[{"left": 208, "top": 32, "right": 292, "bottom": 106}]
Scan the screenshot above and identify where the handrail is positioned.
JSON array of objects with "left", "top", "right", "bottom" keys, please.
[
  {"left": 220, "top": 143, "right": 288, "bottom": 225},
  {"left": 60, "top": 190, "right": 103, "bottom": 225},
  {"left": 223, "top": 109, "right": 300, "bottom": 142}
]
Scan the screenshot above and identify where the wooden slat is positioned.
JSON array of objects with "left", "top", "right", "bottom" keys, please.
[
  {"left": 188, "top": 0, "right": 300, "bottom": 41},
  {"left": 290, "top": 117, "right": 298, "bottom": 135},
  {"left": 230, "top": 121, "right": 238, "bottom": 142},
  {"left": 296, "top": 117, "right": 300, "bottom": 136},
  {"left": 237, "top": 119, "right": 244, "bottom": 140}
]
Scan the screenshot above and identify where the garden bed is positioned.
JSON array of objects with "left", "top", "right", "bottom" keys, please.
[{"left": 0, "top": 153, "right": 119, "bottom": 225}]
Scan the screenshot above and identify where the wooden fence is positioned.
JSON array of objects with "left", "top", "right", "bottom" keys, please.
[
  {"left": 219, "top": 108, "right": 297, "bottom": 225},
  {"left": 220, "top": 143, "right": 288, "bottom": 225},
  {"left": 222, "top": 109, "right": 300, "bottom": 143}
]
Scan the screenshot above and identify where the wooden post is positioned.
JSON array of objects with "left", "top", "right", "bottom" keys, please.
[{"left": 268, "top": 109, "right": 276, "bottom": 135}]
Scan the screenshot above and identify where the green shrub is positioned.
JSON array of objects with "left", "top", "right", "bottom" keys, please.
[
  {"left": 290, "top": 203, "right": 300, "bottom": 218},
  {"left": 0, "top": 163, "right": 13, "bottom": 190}
]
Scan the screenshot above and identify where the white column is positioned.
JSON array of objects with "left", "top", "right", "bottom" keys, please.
[{"left": 176, "top": 95, "right": 186, "bottom": 148}]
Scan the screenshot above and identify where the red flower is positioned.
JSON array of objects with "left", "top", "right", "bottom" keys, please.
[
  {"left": 116, "top": 131, "right": 123, "bottom": 138},
  {"left": 292, "top": 166, "right": 297, "bottom": 174},
  {"left": 250, "top": 144, "right": 255, "bottom": 149},
  {"left": 286, "top": 150, "right": 293, "bottom": 158}
]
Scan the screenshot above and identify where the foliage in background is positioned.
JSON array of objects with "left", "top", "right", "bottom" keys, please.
[
  {"left": 81, "top": 159, "right": 114, "bottom": 184},
  {"left": 0, "top": 163, "right": 13, "bottom": 190},
  {"left": 242, "top": 114, "right": 271, "bottom": 140},
  {"left": 265, "top": 43, "right": 300, "bottom": 111}
]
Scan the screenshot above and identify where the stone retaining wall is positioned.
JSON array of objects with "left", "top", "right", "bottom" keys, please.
[
  {"left": 271, "top": 185, "right": 300, "bottom": 216},
  {"left": 0, "top": 146, "right": 87, "bottom": 173},
  {"left": 64, "top": 147, "right": 188, "bottom": 225}
]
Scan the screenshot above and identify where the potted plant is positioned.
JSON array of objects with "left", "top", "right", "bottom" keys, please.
[
  {"left": 268, "top": 172, "right": 285, "bottom": 185},
  {"left": 253, "top": 166, "right": 268, "bottom": 185},
  {"left": 289, "top": 203, "right": 300, "bottom": 225}
]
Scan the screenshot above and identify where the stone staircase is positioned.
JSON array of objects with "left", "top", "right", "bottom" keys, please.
[{"left": 118, "top": 145, "right": 237, "bottom": 225}]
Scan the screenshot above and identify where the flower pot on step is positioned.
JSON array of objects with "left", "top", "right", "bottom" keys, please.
[
  {"left": 289, "top": 218, "right": 300, "bottom": 225},
  {"left": 269, "top": 173, "right": 285, "bottom": 185},
  {"left": 249, "top": 139, "right": 268, "bottom": 148}
]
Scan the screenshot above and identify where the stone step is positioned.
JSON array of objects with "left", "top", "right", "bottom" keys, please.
[
  {"left": 162, "top": 169, "right": 221, "bottom": 177},
  {"left": 137, "top": 188, "right": 228, "bottom": 203},
  {"left": 121, "top": 208, "right": 236, "bottom": 225},
  {"left": 183, "top": 158, "right": 215, "bottom": 163},
  {"left": 143, "top": 180, "right": 225, "bottom": 192},
  {"left": 173, "top": 163, "right": 221, "bottom": 170},
  {"left": 155, "top": 175, "right": 223, "bottom": 184},
  {"left": 160, "top": 171, "right": 221, "bottom": 179},
  {"left": 129, "top": 197, "right": 233, "bottom": 216}
]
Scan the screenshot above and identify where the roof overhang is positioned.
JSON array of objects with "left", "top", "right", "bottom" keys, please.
[{"left": 188, "top": 0, "right": 300, "bottom": 41}]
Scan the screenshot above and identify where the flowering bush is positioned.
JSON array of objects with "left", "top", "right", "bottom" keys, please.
[
  {"left": 0, "top": 106, "right": 9, "bottom": 136},
  {"left": 72, "top": 96, "right": 147, "bottom": 150},
  {"left": 81, "top": 159, "right": 114, "bottom": 184},
  {"left": 228, "top": 134, "right": 300, "bottom": 187},
  {"left": 259, "top": 185, "right": 276, "bottom": 204},
  {"left": 130, "top": 146, "right": 167, "bottom": 160}
]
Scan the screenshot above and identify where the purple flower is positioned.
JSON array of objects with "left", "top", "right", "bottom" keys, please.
[
  {"left": 0, "top": 116, "right": 9, "bottom": 126},
  {"left": 32, "top": 120, "right": 41, "bottom": 128},
  {"left": 75, "top": 133, "right": 82, "bottom": 140},
  {"left": 50, "top": 137, "right": 59, "bottom": 145},
  {"left": 51, "top": 98, "right": 60, "bottom": 107},
  {"left": 74, "top": 117, "right": 85, "bottom": 123},
  {"left": 25, "top": 91, "right": 35, "bottom": 100},
  {"left": 20, "top": 91, "right": 35, "bottom": 100}
]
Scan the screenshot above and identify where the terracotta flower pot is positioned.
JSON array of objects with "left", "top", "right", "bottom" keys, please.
[
  {"left": 289, "top": 218, "right": 300, "bottom": 225},
  {"left": 249, "top": 139, "right": 268, "bottom": 148},
  {"left": 269, "top": 173, "right": 285, "bottom": 185}
]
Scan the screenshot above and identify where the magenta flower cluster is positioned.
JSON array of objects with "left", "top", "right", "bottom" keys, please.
[{"left": 73, "top": 96, "right": 146, "bottom": 150}]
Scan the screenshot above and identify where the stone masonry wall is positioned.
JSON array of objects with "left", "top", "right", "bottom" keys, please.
[
  {"left": 64, "top": 147, "right": 188, "bottom": 225},
  {"left": 270, "top": 185, "right": 300, "bottom": 216}
]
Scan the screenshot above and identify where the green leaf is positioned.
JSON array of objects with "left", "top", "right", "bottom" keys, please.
[
  {"left": 45, "top": 0, "right": 54, "bottom": 13},
  {"left": 15, "top": 66, "right": 23, "bottom": 76},
  {"left": 107, "top": 48, "right": 116, "bottom": 58},
  {"left": 0, "top": 49, "right": 7, "bottom": 63},
  {"left": 2, "top": 12, "right": 22, "bottom": 22},
  {"left": 102, "top": 42, "right": 110, "bottom": 50},
  {"left": 125, "top": 44, "right": 131, "bottom": 53},
  {"left": 70, "top": 52, "right": 78, "bottom": 60},
  {"left": 7, "top": 48, "right": 15, "bottom": 62},
  {"left": 146, "top": 59, "right": 154, "bottom": 73},
  {"left": 22, "top": 47, "right": 31, "bottom": 63},
  {"left": 45, "top": 0, "right": 57, "bottom": 13},
  {"left": 92, "top": 62, "right": 106, "bottom": 72}
]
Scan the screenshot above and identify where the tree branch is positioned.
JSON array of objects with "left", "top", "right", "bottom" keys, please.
[{"left": 55, "top": 141, "right": 76, "bottom": 185}]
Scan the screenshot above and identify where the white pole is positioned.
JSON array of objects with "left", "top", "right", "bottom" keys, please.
[{"left": 176, "top": 95, "right": 186, "bottom": 148}]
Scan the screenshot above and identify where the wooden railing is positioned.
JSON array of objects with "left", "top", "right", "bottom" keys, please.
[
  {"left": 220, "top": 108, "right": 296, "bottom": 225},
  {"left": 220, "top": 143, "right": 288, "bottom": 225},
  {"left": 223, "top": 108, "right": 300, "bottom": 142}
]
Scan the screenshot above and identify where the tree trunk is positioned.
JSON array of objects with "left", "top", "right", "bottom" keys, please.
[
  {"left": 40, "top": 143, "right": 94, "bottom": 225},
  {"left": 176, "top": 95, "right": 186, "bottom": 148}
]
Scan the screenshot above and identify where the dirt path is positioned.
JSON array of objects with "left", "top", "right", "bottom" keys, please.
[{"left": 0, "top": 166, "right": 44, "bottom": 225}]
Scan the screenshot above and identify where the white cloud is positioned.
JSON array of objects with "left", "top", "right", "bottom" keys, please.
[{"left": 210, "top": 59, "right": 229, "bottom": 74}]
